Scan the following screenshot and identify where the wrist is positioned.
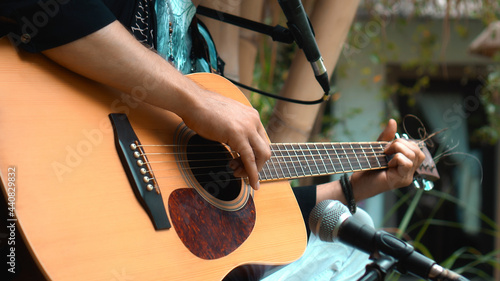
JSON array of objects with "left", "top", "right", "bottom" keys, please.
[{"left": 350, "top": 171, "right": 388, "bottom": 202}]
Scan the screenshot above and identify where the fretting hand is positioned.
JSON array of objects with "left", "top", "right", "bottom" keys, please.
[
  {"left": 350, "top": 119, "right": 426, "bottom": 200},
  {"left": 317, "top": 119, "right": 426, "bottom": 204}
]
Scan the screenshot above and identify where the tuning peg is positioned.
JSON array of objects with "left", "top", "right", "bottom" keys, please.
[
  {"left": 423, "top": 180, "right": 434, "bottom": 191},
  {"left": 411, "top": 177, "right": 434, "bottom": 191},
  {"left": 413, "top": 179, "right": 421, "bottom": 189},
  {"left": 395, "top": 133, "right": 409, "bottom": 140}
]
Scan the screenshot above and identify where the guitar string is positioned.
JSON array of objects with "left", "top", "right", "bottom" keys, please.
[
  {"left": 148, "top": 164, "right": 389, "bottom": 184},
  {"left": 137, "top": 140, "right": 426, "bottom": 150},
  {"left": 153, "top": 162, "right": 390, "bottom": 187},
  {"left": 134, "top": 141, "right": 425, "bottom": 185},
  {"left": 148, "top": 161, "right": 390, "bottom": 185},
  {"left": 137, "top": 142, "right": 389, "bottom": 175},
  {"left": 141, "top": 151, "right": 387, "bottom": 166},
  {"left": 139, "top": 145, "right": 387, "bottom": 173},
  {"left": 141, "top": 154, "right": 388, "bottom": 181},
  {"left": 143, "top": 154, "right": 388, "bottom": 170},
  {"left": 137, "top": 141, "right": 392, "bottom": 149},
  {"left": 139, "top": 149, "right": 387, "bottom": 159},
  {"left": 138, "top": 142, "right": 385, "bottom": 155}
]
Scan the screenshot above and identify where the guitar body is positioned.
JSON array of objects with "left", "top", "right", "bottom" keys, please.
[{"left": 0, "top": 38, "right": 306, "bottom": 280}]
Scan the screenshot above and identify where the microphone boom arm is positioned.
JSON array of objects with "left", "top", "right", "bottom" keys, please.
[{"left": 196, "top": 6, "right": 295, "bottom": 44}]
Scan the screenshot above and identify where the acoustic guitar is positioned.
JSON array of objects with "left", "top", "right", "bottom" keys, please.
[{"left": 0, "top": 37, "right": 439, "bottom": 280}]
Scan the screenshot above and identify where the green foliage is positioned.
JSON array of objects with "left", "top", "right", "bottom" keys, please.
[
  {"left": 251, "top": 33, "right": 297, "bottom": 127},
  {"left": 347, "top": 1, "right": 500, "bottom": 144},
  {"left": 344, "top": 3, "right": 500, "bottom": 279},
  {"left": 253, "top": 3, "right": 500, "bottom": 277},
  {"left": 383, "top": 188, "right": 499, "bottom": 280},
  {"left": 472, "top": 59, "right": 500, "bottom": 144}
]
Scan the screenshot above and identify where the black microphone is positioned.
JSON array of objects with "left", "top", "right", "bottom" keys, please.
[
  {"left": 277, "top": 0, "right": 330, "bottom": 95},
  {"left": 309, "top": 200, "right": 470, "bottom": 281}
]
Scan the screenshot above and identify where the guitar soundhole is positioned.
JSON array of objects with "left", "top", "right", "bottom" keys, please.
[{"left": 186, "top": 135, "right": 241, "bottom": 202}]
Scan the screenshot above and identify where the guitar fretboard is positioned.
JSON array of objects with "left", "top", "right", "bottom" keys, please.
[{"left": 259, "top": 141, "right": 389, "bottom": 181}]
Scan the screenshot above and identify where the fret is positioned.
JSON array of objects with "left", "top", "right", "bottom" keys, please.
[
  {"left": 370, "top": 142, "right": 382, "bottom": 168},
  {"left": 330, "top": 143, "right": 346, "bottom": 173},
  {"left": 319, "top": 143, "right": 336, "bottom": 174},
  {"left": 351, "top": 143, "right": 370, "bottom": 170},
  {"left": 348, "top": 143, "right": 363, "bottom": 171},
  {"left": 274, "top": 144, "right": 290, "bottom": 179},
  {"left": 290, "top": 143, "right": 308, "bottom": 178},
  {"left": 321, "top": 143, "right": 337, "bottom": 174},
  {"left": 376, "top": 143, "right": 389, "bottom": 167},
  {"left": 296, "top": 144, "right": 313, "bottom": 176},
  {"left": 339, "top": 143, "right": 354, "bottom": 172},
  {"left": 306, "top": 144, "right": 322, "bottom": 176},
  {"left": 265, "top": 152, "right": 277, "bottom": 180},
  {"left": 313, "top": 144, "right": 325, "bottom": 175},
  {"left": 330, "top": 144, "right": 344, "bottom": 172},
  {"left": 284, "top": 144, "right": 300, "bottom": 178},
  {"left": 260, "top": 141, "right": 390, "bottom": 182},
  {"left": 270, "top": 146, "right": 286, "bottom": 179},
  {"left": 359, "top": 143, "right": 373, "bottom": 169},
  {"left": 260, "top": 160, "right": 271, "bottom": 181},
  {"left": 278, "top": 146, "right": 291, "bottom": 178},
  {"left": 366, "top": 142, "right": 384, "bottom": 168}
]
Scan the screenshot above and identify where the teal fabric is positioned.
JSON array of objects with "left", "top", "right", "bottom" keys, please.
[
  {"left": 196, "top": 23, "right": 219, "bottom": 71},
  {"left": 155, "top": 0, "right": 196, "bottom": 74}
]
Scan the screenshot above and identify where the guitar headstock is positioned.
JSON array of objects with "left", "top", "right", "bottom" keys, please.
[{"left": 396, "top": 133, "right": 440, "bottom": 191}]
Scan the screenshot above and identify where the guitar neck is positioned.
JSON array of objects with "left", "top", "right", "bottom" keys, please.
[{"left": 259, "top": 141, "right": 390, "bottom": 181}]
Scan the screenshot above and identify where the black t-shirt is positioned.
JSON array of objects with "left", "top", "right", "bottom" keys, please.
[{"left": 0, "top": 0, "right": 156, "bottom": 52}]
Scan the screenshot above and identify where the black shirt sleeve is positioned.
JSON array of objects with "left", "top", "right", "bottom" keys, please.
[
  {"left": 292, "top": 185, "right": 317, "bottom": 236},
  {"left": 0, "top": 0, "right": 116, "bottom": 52}
]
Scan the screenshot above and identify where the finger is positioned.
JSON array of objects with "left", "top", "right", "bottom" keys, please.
[
  {"left": 251, "top": 128, "right": 271, "bottom": 172},
  {"left": 229, "top": 158, "right": 243, "bottom": 173},
  {"left": 385, "top": 139, "right": 416, "bottom": 160},
  {"left": 247, "top": 135, "right": 272, "bottom": 190},
  {"left": 385, "top": 139, "right": 425, "bottom": 169},
  {"left": 387, "top": 151, "right": 414, "bottom": 169},
  {"left": 387, "top": 152, "right": 415, "bottom": 186},
  {"left": 235, "top": 143, "right": 260, "bottom": 190},
  {"left": 230, "top": 135, "right": 270, "bottom": 185},
  {"left": 377, "top": 119, "right": 398, "bottom": 141}
]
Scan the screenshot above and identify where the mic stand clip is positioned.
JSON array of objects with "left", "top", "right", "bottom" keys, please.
[{"left": 358, "top": 254, "right": 398, "bottom": 281}]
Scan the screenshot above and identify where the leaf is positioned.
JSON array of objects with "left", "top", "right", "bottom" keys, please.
[{"left": 361, "top": 67, "right": 372, "bottom": 75}]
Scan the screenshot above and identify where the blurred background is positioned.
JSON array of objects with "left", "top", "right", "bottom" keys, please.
[{"left": 198, "top": 0, "right": 500, "bottom": 279}]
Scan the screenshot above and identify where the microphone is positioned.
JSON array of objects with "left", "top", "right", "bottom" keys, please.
[
  {"left": 277, "top": 0, "right": 330, "bottom": 95},
  {"left": 309, "top": 200, "right": 470, "bottom": 281}
]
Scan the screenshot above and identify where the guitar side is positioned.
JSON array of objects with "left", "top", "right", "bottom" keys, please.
[{"left": 0, "top": 38, "right": 307, "bottom": 280}]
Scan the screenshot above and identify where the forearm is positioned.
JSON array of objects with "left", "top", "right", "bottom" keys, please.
[
  {"left": 41, "top": 20, "right": 270, "bottom": 189},
  {"left": 41, "top": 20, "right": 199, "bottom": 118},
  {"left": 315, "top": 172, "right": 387, "bottom": 205}
]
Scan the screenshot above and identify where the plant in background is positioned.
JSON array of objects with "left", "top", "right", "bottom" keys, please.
[
  {"left": 472, "top": 56, "right": 500, "bottom": 145},
  {"left": 356, "top": 2, "right": 499, "bottom": 279},
  {"left": 251, "top": 2, "right": 499, "bottom": 278}
]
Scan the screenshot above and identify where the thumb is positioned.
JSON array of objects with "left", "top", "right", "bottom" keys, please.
[{"left": 377, "top": 119, "right": 397, "bottom": 141}]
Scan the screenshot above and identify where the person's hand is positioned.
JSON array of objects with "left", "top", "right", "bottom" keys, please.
[
  {"left": 181, "top": 88, "right": 271, "bottom": 190},
  {"left": 350, "top": 119, "right": 426, "bottom": 200}
]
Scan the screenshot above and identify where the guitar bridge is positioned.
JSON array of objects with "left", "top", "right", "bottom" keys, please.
[{"left": 109, "top": 113, "right": 171, "bottom": 230}]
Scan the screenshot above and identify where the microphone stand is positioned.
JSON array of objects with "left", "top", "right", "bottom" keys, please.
[
  {"left": 196, "top": 5, "right": 329, "bottom": 105},
  {"left": 358, "top": 255, "right": 398, "bottom": 281},
  {"left": 197, "top": 6, "right": 294, "bottom": 44}
]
